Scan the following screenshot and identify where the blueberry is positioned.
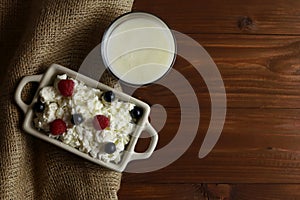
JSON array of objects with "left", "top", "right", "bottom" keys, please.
[
  {"left": 71, "top": 113, "right": 84, "bottom": 125},
  {"left": 104, "top": 142, "right": 116, "bottom": 154},
  {"left": 130, "top": 106, "right": 143, "bottom": 121},
  {"left": 34, "top": 101, "right": 45, "bottom": 112},
  {"left": 102, "top": 91, "right": 115, "bottom": 102}
]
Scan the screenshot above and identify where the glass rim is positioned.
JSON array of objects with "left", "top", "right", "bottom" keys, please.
[{"left": 101, "top": 11, "right": 177, "bottom": 87}]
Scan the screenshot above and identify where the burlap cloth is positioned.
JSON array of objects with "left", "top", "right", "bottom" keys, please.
[{"left": 0, "top": 0, "right": 134, "bottom": 199}]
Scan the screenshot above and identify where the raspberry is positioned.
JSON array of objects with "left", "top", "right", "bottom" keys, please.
[
  {"left": 58, "top": 79, "right": 74, "bottom": 97},
  {"left": 93, "top": 115, "right": 110, "bottom": 130},
  {"left": 50, "top": 119, "right": 67, "bottom": 135}
]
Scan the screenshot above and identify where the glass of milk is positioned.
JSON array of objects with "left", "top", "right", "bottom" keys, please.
[{"left": 101, "top": 12, "right": 176, "bottom": 86}]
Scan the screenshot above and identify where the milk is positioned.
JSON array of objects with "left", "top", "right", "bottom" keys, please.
[{"left": 102, "top": 13, "right": 176, "bottom": 85}]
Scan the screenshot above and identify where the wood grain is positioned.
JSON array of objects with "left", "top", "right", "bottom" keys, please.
[
  {"left": 133, "top": 0, "right": 300, "bottom": 35},
  {"left": 119, "top": 184, "right": 300, "bottom": 200},
  {"left": 229, "top": 184, "right": 300, "bottom": 200},
  {"left": 127, "top": 34, "right": 300, "bottom": 109},
  {"left": 124, "top": 108, "right": 300, "bottom": 183},
  {"left": 119, "top": 0, "right": 300, "bottom": 199},
  {"left": 118, "top": 184, "right": 208, "bottom": 200}
]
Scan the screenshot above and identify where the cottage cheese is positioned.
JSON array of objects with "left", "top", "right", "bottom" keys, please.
[{"left": 34, "top": 74, "right": 136, "bottom": 163}]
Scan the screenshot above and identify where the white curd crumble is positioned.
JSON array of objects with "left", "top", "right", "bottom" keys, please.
[{"left": 34, "top": 74, "right": 136, "bottom": 163}]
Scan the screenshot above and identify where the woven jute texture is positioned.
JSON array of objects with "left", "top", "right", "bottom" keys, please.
[{"left": 0, "top": 0, "right": 133, "bottom": 199}]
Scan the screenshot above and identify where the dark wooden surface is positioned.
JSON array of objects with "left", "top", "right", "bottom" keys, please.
[{"left": 119, "top": 0, "right": 300, "bottom": 199}]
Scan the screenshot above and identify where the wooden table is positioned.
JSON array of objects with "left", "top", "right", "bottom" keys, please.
[{"left": 119, "top": 0, "right": 300, "bottom": 199}]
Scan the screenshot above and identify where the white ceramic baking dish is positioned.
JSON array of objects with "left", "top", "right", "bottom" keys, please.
[{"left": 14, "top": 63, "right": 158, "bottom": 172}]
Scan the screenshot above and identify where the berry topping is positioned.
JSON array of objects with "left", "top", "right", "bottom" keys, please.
[
  {"left": 104, "top": 142, "right": 116, "bottom": 154},
  {"left": 93, "top": 115, "right": 110, "bottom": 130},
  {"left": 58, "top": 79, "right": 74, "bottom": 97},
  {"left": 102, "top": 91, "right": 115, "bottom": 102},
  {"left": 130, "top": 106, "right": 143, "bottom": 121},
  {"left": 50, "top": 119, "right": 67, "bottom": 135},
  {"left": 71, "top": 113, "right": 84, "bottom": 125},
  {"left": 34, "top": 101, "right": 45, "bottom": 112}
]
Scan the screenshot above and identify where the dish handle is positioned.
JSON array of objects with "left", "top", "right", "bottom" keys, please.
[
  {"left": 130, "top": 121, "right": 158, "bottom": 161},
  {"left": 14, "top": 74, "right": 43, "bottom": 113}
]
